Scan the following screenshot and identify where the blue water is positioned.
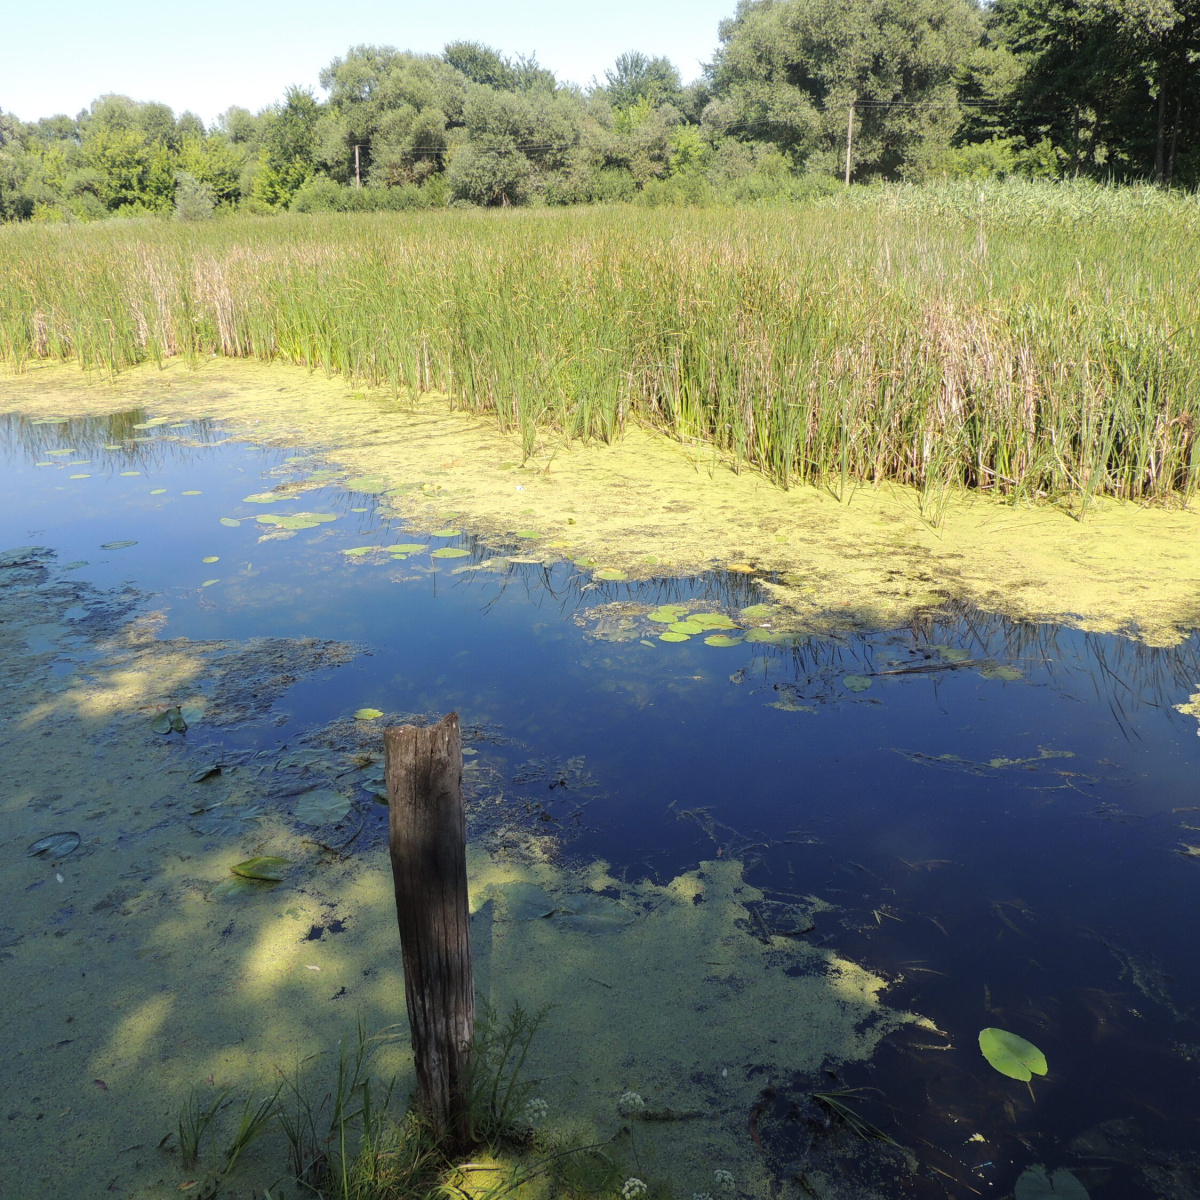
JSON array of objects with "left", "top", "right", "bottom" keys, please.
[{"left": 5, "top": 409, "right": 1200, "bottom": 1197}]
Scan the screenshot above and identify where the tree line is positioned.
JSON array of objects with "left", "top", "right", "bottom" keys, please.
[{"left": 1, "top": 0, "right": 1195, "bottom": 221}]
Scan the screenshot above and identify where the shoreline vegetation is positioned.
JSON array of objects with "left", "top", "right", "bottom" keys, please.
[{"left": 1, "top": 188, "right": 1198, "bottom": 512}]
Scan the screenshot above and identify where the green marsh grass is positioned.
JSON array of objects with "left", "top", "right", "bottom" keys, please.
[{"left": 3, "top": 182, "right": 1198, "bottom": 507}]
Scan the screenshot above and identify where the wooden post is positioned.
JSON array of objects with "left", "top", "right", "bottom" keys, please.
[
  {"left": 385, "top": 712, "right": 475, "bottom": 1150},
  {"left": 844, "top": 100, "right": 855, "bottom": 187},
  {"left": 354, "top": 144, "right": 362, "bottom": 189}
]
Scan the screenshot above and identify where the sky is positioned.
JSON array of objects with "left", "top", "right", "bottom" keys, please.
[{"left": 1, "top": 0, "right": 737, "bottom": 126}]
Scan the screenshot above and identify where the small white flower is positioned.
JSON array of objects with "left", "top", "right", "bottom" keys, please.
[
  {"left": 618, "top": 1090, "right": 646, "bottom": 1115},
  {"left": 713, "top": 1170, "right": 735, "bottom": 1192},
  {"left": 523, "top": 1096, "right": 548, "bottom": 1124},
  {"left": 622, "top": 1179, "right": 648, "bottom": 1200}
]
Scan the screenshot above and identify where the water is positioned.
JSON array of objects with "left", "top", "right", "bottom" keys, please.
[{"left": 5, "top": 409, "right": 1200, "bottom": 1197}]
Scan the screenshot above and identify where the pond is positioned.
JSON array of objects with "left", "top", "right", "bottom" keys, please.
[{"left": 3, "top": 404, "right": 1200, "bottom": 1200}]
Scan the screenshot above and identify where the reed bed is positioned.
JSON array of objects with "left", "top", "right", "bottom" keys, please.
[{"left": 2, "top": 185, "right": 1198, "bottom": 507}]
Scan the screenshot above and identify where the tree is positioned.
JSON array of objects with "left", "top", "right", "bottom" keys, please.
[
  {"left": 711, "top": 0, "right": 983, "bottom": 179},
  {"left": 252, "top": 85, "right": 320, "bottom": 207},
  {"left": 603, "top": 52, "right": 684, "bottom": 110}
]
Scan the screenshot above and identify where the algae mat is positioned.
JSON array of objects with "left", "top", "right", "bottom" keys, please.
[
  {"left": 0, "top": 544, "right": 927, "bottom": 1199},
  {"left": 3, "top": 358, "right": 1199, "bottom": 647}
]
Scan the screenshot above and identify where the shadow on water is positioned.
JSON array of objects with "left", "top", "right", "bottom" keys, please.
[{"left": 3, "top": 410, "right": 1200, "bottom": 1198}]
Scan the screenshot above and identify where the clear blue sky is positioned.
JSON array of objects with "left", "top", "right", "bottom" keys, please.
[{"left": 2, "top": 0, "right": 736, "bottom": 126}]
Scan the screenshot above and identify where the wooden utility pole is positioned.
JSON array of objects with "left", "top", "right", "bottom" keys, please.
[
  {"left": 385, "top": 712, "right": 475, "bottom": 1150},
  {"left": 844, "top": 100, "right": 855, "bottom": 186},
  {"left": 354, "top": 144, "right": 362, "bottom": 189}
]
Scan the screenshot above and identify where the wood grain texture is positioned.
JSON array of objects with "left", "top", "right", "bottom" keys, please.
[{"left": 385, "top": 712, "right": 475, "bottom": 1148}]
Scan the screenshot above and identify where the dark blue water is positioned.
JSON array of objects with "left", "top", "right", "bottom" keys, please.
[{"left": 5, "top": 409, "right": 1200, "bottom": 1198}]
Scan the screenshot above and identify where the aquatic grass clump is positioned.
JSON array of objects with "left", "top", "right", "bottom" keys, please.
[{"left": 2, "top": 184, "right": 1198, "bottom": 507}]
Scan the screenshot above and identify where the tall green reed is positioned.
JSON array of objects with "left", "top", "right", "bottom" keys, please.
[{"left": 2, "top": 186, "right": 1197, "bottom": 506}]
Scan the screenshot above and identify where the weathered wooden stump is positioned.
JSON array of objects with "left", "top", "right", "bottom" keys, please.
[{"left": 385, "top": 712, "right": 475, "bottom": 1150}]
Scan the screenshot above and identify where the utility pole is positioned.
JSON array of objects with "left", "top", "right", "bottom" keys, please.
[
  {"left": 354, "top": 144, "right": 362, "bottom": 189},
  {"left": 844, "top": 100, "right": 855, "bottom": 186}
]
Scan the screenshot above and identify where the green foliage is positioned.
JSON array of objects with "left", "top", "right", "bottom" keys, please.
[
  {"left": 465, "top": 1000, "right": 551, "bottom": 1145},
  {"left": 604, "top": 52, "right": 683, "bottom": 111},
  {"left": 174, "top": 171, "right": 216, "bottom": 221}
]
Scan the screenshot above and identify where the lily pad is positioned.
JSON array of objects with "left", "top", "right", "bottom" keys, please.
[
  {"left": 980, "top": 665, "right": 1023, "bottom": 681},
  {"left": 353, "top": 708, "right": 384, "bottom": 720},
  {"left": 1014, "top": 1167, "right": 1089, "bottom": 1200},
  {"left": 120, "top": 471, "right": 141, "bottom": 477},
  {"left": 343, "top": 476, "right": 389, "bottom": 494},
  {"left": 219, "top": 517, "right": 241, "bottom": 527},
  {"left": 231, "top": 856, "right": 290, "bottom": 882},
  {"left": 385, "top": 544, "right": 428, "bottom": 554},
  {"left": 47, "top": 448, "right": 76, "bottom": 456},
  {"left": 497, "top": 882, "right": 557, "bottom": 921},
  {"left": 513, "top": 530, "right": 540, "bottom": 540},
  {"left": 202, "top": 556, "right": 219, "bottom": 564},
  {"left": 690, "top": 613, "right": 737, "bottom": 630},
  {"left": 201, "top": 579, "right": 221, "bottom": 587},
  {"left": 431, "top": 548, "right": 469, "bottom": 559},
  {"left": 935, "top": 645, "right": 972, "bottom": 662},
  {"left": 69, "top": 474, "right": 91, "bottom": 479},
  {"left": 150, "top": 706, "right": 189, "bottom": 734},
  {"left": 744, "top": 628, "right": 791, "bottom": 645},
  {"left": 212, "top": 875, "right": 267, "bottom": 897},
  {"left": 294, "top": 789, "right": 353, "bottom": 825},
  {"left": 705, "top": 635, "right": 743, "bottom": 648},
  {"left": 979, "top": 1027, "right": 1048, "bottom": 1081},
  {"left": 431, "top": 528, "right": 462, "bottom": 537},
  {"left": 150, "top": 488, "right": 167, "bottom": 495},
  {"left": 342, "top": 546, "right": 377, "bottom": 557},
  {"left": 648, "top": 606, "right": 690, "bottom": 624},
  {"left": 660, "top": 631, "right": 690, "bottom": 642},
  {"left": 26, "top": 832, "right": 81, "bottom": 859},
  {"left": 181, "top": 490, "right": 202, "bottom": 496},
  {"left": 189, "top": 765, "right": 222, "bottom": 783},
  {"left": 179, "top": 703, "right": 205, "bottom": 726},
  {"left": 594, "top": 569, "right": 627, "bottom": 582},
  {"left": 740, "top": 604, "right": 775, "bottom": 621},
  {"left": 242, "top": 493, "right": 279, "bottom": 504},
  {"left": 553, "top": 893, "right": 634, "bottom": 935},
  {"left": 669, "top": 621, "right": 704, "bottom": 635},
  {"left": 100, "top": 540, "right": 137, "bottom": 550},
  {"left": 843, "top": 674, "right": 873, "bottom": 692}
]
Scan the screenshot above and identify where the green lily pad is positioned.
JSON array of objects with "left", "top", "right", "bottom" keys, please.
[
  {"left": 120, "top": 471, "right": 141, "bottom": 477},
  {"left": 431, "top": 547, "right": 470, "bottom": 558},
  {"left": 202, "top": 556, "right": 219, "bottom": 564},
  {"left": 344, "top": 476, "right": 389, "bottom": 494},
  {"left": 212, "top": 875, "right": 268, "bottom": 897},
  {"left": 231, "top": 856, "right": 290, "bottom": 882},
  {"left": 150, "top": 488, "right": 167, "bottom": 495},
  {"left": 497, "top": 882, "right": 557, "bottom": 921},
  {"left": 150, "top": 711, "right": 173, "bottom": 734},
  {"left": 294, "top": 789, "right": 353, "bottom": 825},
  {"left": 648, "top": 606, "right": 690, "bottom": 624},
  {"left": 1015, "top": 1168, "right": 1089, "bottom": 1200},
  {"left": 740, "top": 604, "right": 775, "bottom": 621},
  {"left": 259, "top": 515, "right": 322, "bottom": 530},
  {"left": 27, "top": 832, "right": 81, "bottom": 859},
  {"left": 935, "top": 645, "right": 972, "bottom": 662},
  {"left": 47, "top": 448, "right": 76, "bottom": 456},
  {"left": 690, "top": 613, "right": 737, "bottom": 630},
  {"left": 385, "top": 544, "right": 428, "bottom": 554},
  {"left": 594, "top": 569, "right": 627, "bottom": 582},
  {"left": 980, "top": 665, "right": 1023, "bottom": 681},
  {"left": 843, "top": 674, "right": 873, "bottom": 692},
  {"left": 181, "top": 490, "right": 202, "bottom": 496},
  {"left": 201, "top": 579, "right": 221, "bottom": 587},
  {"left": 660, "top": 631, "right": 690, "bottom": 642},
  {"left": 242, "top": 493, "right": 279, "bottom": 504},
  {"left": 431, "top": 528, "right": 462, "bottom": 537},
  {"left": 513, "top": 530, "right": 540, "bottom": 539},
  {"left": 705, "top": 635, "right": 743, "bottom": 647},
  {"left": 132, "top": 417, "right": 171, "bottom": 429},
  {"left": 151, "top": 705, "right": 189, "bottom": 734},
  {"left": 669, "top": 621, "right": 704, "bottom": 634},
  {"left": 219, "top": 517, "right": 240, "bottom": 527},
  {"left": 553, "top": 893, "right": 634, "bottom": 935},
  {"left": 353, "top": 708, "right": 384, "bottom": 720},
  {"left": 100, "top": 539, "right": 138, "bottom": 550},
  {"left": 69, "top": 474, "right": 91, "bottom": 479},
  {"left": 179, "top": 703, "right": 205, "bottom": 726},
  {"left": 979, "top": 1028, "right": 1047, "bottom": 1081},
  {"left": 744, "top": 628, "right": 791, "bottom": 645}
]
